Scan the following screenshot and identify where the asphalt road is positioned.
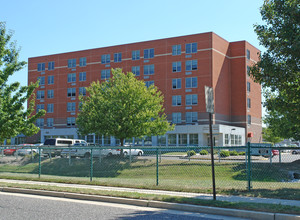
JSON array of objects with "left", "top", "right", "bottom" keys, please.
[{"left": 0, "top": 192, "right": 247, "bottom": 220}]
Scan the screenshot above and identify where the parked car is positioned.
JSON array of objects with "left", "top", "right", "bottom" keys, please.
[
  {"left": 123, "top": 148, "right": 144, "bottom": 156},
  {"left": 3, "top": 148, "right": 18, "bottom": 156},
  {"left": 61, "top": 144, "right": 121, "bottom": 158},
  {"left": 292, "top": 149, "right": 300, "bottom": 155},
  {"left": 271, "top": 149, "right": 279, "bottom": 156},
  {"left": 43, "top": 138, "right": 87, "bottom": 157},
  {"left": 17, "top": 144, "right": 37, "bottom": 155},
  {"left": 3, "top": 144, "right": 35, "bottom": 156}
]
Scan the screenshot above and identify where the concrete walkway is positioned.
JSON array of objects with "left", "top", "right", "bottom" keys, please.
[{"left": 0, "top": 179, "right": 299, "bottom": 207}]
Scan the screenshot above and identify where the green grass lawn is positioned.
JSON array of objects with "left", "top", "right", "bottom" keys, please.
[{"left": 0, "top": 156, "right": 299, "bottom": 199}]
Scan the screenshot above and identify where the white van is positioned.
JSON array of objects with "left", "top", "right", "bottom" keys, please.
[{"left": 43, "top": 138, "right": 87, "bottom": 157}]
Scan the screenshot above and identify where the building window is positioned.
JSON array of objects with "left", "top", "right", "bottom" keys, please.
[
  {"left": 186, "top": 60, "right": 198, "bottom": 71},
  {"left": 248, "top": 115, "right": 251, "bottom": 125},
  {"left": 185, "top": 77, "right": 197, "bottom": 88},
  {"left": 67, "top": 102, "right": 76, "bottom": 112},
  {"left": 247, "top": 49, "right": 250, "bottom": 60},
  {"left": 247, "top": 98, "right": 251, "bottom": 108},
  {"left": 172, "top": 61, "right": 181, "bottom": 72},
  {"left": 48, "top": 75, "right": 54, "bottom": 85},
  {"left": 172, "top": 44, "right": 181, "bottom": 56},
  {"left": 101, "top": 69, "right": 110, "bottom": 80},
  {"left": 186, "top": 112, "right": 198, "bottom": 123},
  {"left": 48, "top": 61, "right": 55, "bottom": 70},
  {"left": 230, "top": 134, "right": 234, "bottom": 145},
  {"left": 37, "top": 104, "right": 44, "bottom": 113},
  {"left": 36, "top": 118, "right": 44, "bottom": 127},
  {"left": 67, "top": 117, "right": 76, "bottom": 126},
  {"left": 172, "top": 112, "right": 181, "bottom": 124},
  {"left": 145, "top": 81, "right": 154, "bottom": 88},
  {"left": 172, "top": 78, "right": 181, "bottom": 89},
  {"left": 47, "top": 90, "right": 54, "bottom": 99},
  {"left": 79, "top": 87, "right": 86, "bottom": 96},
  {"left": 101, "top": 54, "right": 110, "bottom": 64},
  {"left": 132, "top": 66, "right": 140, "bottom": 76},
  {"left": 247, "top": 66, "right": 251, "bottom": 76},
  {"left": 78, "top": 102, "right": 82, "bottom": 111},
  {"left": 168, "top": 134, "right": 176, "bottom": 145},
  {"left": 37, "top": 90, "right": 45, "bottom": 99},
  {"left": 178, "top": 134, "right": 187, "bottom": 145},
  {"left": 67, "top": 88, "right": 76, "bottom": 97},
  {"left": 79, "top": 57, "right": 86, "bottom": 67},
  {"left": 37, "top": 63, "right": 45, "bottom": 71},
  {"left": 47, "top": 118, "right": 53, "bottom": 127},
  {"left": 132, "top": 50, "right": 140, "bottom": 60},
  {"left": 68, "top": 59, "right": 76, "bottom": 68},
  {"left": 67, "top": 73, "right": 76, "bottom": 83},
  {"left": 225, "top": 134, "right": 229, "bottom": 145},
  {"left": 186, "top": 42, "right": 197, "bottom": 54},
  {"left": 186, "top": 94, "right": 198, "bottom": 105},
  {"left": 114, "top": 53, "right": 122, "bottom": 62},
  {"left": 144, "top": 64, "right": 154, "bottom": 75},
  {"left": 47, "top": 104, "right": 54, "bottom": 113},
  {"left": 37, "top": 76, "right": 45, "bottom": 86},
  {"left": 79, "top": 72, "right": 86, "bottom": 81},
  {"left": 189, "top": 134, "right": 198, "bottom": 145},
  {"left": 144, "top": 48, "right": 154, "bottom": 59},
  {"left": 247, "top": 82, "right": 251, "bottom": 92},
  {"left": 172, "top": 95, "right": 182, "bottom": 106}
]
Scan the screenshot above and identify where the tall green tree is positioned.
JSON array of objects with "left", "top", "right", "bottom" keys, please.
[
  {"left": 262, "top": 127, "right": 283, "bottom": 145},
  {"left": 77, "top": 68, "right": 173, "bottom": 146},
  {"left": 250, "top": 0, "right": 300, "bottom": 140},
  {"left": 0, "top": 22, "right": 45, "bottom": 143}
]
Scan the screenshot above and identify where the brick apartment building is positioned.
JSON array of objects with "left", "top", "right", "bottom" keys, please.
[{"left": 22, "top": 32, "right": 262, "bottom": 146}]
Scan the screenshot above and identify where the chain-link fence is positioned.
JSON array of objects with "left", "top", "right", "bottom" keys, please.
[{"left": 0, "top": 144, "right": 299, "bottom": 193}]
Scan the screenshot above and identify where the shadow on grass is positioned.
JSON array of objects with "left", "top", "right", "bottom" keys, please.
[
  {"left": 223, "top": 187, "right": 300, "bottom": 200},
  {"left": 232, "top": 160, "right": 300, "bottom": 182}
]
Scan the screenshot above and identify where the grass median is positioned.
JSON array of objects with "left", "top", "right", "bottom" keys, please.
[
  {"left": 0, "top": 182, "right": 299, "bottom": 215},
  {"left": 0, "top": 155, "right": 299, "bottom": 200}
]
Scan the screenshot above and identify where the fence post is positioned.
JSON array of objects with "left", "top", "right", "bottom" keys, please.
[
  {"left": 269, "top": 147, "right": 272, "bottom": 164},
  {"left": 247, "top": 142, "right": 252, "bottom": 191},
  {"left": 69, "top": 146, "right": 71, "bottom": 166},
  {"left": 31, "top": 146, "right": 33, "bottom": 160},
  {"left": 38, "top": 147, "right": 41, "bottom": 178},
  {"left": 90, "top": 148, "right": 93, "bottom": 182},
  {"left": 279, "top": 150, "right": 282, "bottom": 163},
  {"left": 156, "top": 147, "right": 159, "bottom": 186}
]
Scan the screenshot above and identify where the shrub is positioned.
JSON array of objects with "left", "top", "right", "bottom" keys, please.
[
  {"left": 220, "top": 150, "right": 230, "bottom": 157},
  {"left": 229, "top": 150, "right": 238, "bottom": 156},
  {"left": 199, "top": 150, "right": 208, "bottom": 155},
  {"left": 187, "top": 150, "right": 196, "bottom": 156},
  {"left": 238, "top": 151, "right": 246, "bottom": 155}
]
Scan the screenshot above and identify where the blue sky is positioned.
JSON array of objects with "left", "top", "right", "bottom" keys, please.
[{"left": 2, "top": 0, "right": 265, "bottom": 96}]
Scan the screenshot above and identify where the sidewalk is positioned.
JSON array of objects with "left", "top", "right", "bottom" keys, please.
[{"left": 0, "top": 178, "right": 299, "bottom": 207}]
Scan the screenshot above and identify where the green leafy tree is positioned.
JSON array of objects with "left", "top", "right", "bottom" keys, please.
[
  {"left": 250, "top": 0, "right": 300, "bottom": 140},
  {"left": 77, "top": 68, "right": 174, "bottom": 146},
  {"left": 262, "top": 127, "right": 283, "bottom": 145},
  {"left": 0, "top": 22, "right": 45, "bottom": 143}
]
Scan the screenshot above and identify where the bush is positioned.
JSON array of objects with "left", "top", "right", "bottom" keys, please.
[
  {"left": 187, "top": 150, "right": 196, "bottom": 156},
  {"left": 229, "top": 150, "right": 238, "bottom": 156},
  {"left": 220, "top": 150, "right": 230, "bottom": 157},
  {"left": 199, "top": 150, "right": 208, "bottom": 155},
  {"left": 238, "top": 151, "right": 246, "bottom": 155}
]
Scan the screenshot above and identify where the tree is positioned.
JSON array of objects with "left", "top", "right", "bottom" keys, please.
[
  {"left": 262, "top": 127, "right": 283, "bottom": 145},
  {"left": 250, "top": 0, "right": 300, "bottom": 140},
  {"left": 0, "top": 22, "right": 45, "bottom": 143},
  {"left": 77, "top": 68, "right": 174, "bottom": 146}
]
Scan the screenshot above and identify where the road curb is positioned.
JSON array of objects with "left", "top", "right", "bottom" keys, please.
[
  {"left": 148, "top": 200, "right": 275, "bottom": 220},
  {"left": 1, "top": 187, "right": 299, "bottom": 219}
]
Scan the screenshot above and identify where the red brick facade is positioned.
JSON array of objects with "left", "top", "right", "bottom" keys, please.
[{"left": 28, "top": 32, "right": 262, "bottom": 143}]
